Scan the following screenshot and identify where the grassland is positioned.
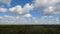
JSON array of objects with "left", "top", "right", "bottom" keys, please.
[{"left": 0, "top": 25, "right": 60, "bottom": 34}]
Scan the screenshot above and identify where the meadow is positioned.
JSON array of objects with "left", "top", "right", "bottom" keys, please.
[{"left": 0, "top": 25, "right": 60, "bottom": 34}]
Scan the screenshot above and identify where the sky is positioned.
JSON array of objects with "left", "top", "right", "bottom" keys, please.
[{"left": 0, "top": 0, "right": 60, "bottom": 24}]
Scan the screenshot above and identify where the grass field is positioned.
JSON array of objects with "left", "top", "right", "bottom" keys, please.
[{"left": 0, "top": 25, "right": 60, "bottom": 34}]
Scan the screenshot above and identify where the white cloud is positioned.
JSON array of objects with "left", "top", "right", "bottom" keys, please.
[
  {"left": 0, "top": 15, "right": 60, "bottom": 24},
  {"left": 9, "top": 5, "right": 23, "bottom": 14},
  {"left": 0, "top": 15, "right": 33, "bottom": 24},
  {"left": 0, "top": 0, "right": 60, "bottom": 15},
  {"left": 9, "top": 3, "right": 34, "bottom": 15},
  {"left": 0, "top": 16, "right": 3, "bottom": 19},
  {"left": 0, "top": 7, "right": 7, "bottom": 12},
  {"left": 2, "top": 0, "right": 59, "bottom": 15},
  {"left": 0, "top": 0, "right": 11, "bottom": 6},
  {"left": 23, "top": 3, "right": 34, "bottom": 12},
  {"left": 33, "top": 0, "right": 60, "bottom": 8},
  {"left": 44, "top": 5, "right": 60, "bottom": 15},
  {"left": 24, "top": 14, "right": 32, "bottom": 18},
  {"left": 33, "top": 0, "right": 60, "bottom": 15},
  {"left": 0, "top": 0, "right": 60, "bottom": 24},
  {"left": 36, "top": 16, "right": 60, "bottom": 24}
]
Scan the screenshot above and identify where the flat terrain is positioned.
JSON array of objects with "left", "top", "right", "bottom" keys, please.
[{"left": 0, "top": 25, "right": 60, "bottom": 34}]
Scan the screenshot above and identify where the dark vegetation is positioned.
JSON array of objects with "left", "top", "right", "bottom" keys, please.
[{"left": 0, "top": 25, "right": 60, "bottom": 34}]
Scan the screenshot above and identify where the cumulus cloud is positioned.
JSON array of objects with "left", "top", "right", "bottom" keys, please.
[
  {"left": 0, "top": 0, "right": 11, "bottom": 6},
  {"left": 0, "top": 0, "right": 60, "bottom": 24},
  {"left": 9, "top": 3, "right": 34, "bottom": 15},
  {"left": 33, "top": 0, "right": 60, "bottom": 15},
  {"left": 43, "top": 5, "right": 60, "bottom": 15},
  {"left": 0, "top": 0, "right": 60, "bottom": 15},
  {"left": 0, "top": 7, "right": 7, "bottom": 12},
  {"left": 3, "top": 0, "right": 60, "bottom": 15},
  {"left": 24, "top": 14, "right": 32, "bottom": 18}
]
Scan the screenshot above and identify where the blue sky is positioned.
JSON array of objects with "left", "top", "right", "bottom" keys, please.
[
  {"left": 0, "top": 0, "right": 42, "bottom": 18},
  {"left": 0, "top": 0, "right": 60, "bottom": 24},
  {"left": 11, "top": 0, "right": 32, "bottom": 7}
]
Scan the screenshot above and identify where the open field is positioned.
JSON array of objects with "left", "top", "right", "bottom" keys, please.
[{"left": 0, "top": 25, "right": 60, "bottom": 34}]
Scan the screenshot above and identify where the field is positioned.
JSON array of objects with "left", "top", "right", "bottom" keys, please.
[{"left": 0, "top": 25, "right": 60, "bottom": 34}]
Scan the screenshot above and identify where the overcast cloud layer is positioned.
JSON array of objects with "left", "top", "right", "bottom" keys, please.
[{"left": 0, "top": 0, "right": 60, "bottom": 24}]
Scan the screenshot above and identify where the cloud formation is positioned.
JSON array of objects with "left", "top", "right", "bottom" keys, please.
[
  {"left": 33, "top": 0, "right": 60, "bottom": 15},
  {"left": 0, "top": 7, "right": 7, "bottom": 12},
  {"left": 1, "top": 0, "right": 60, "bottom": 15},
  {"left": 0, "top": 0, "right": 11, "bottom": 6},
  {"left": 24, "top": 14, "right": 32, "bottom": 18},
  {"left": 0, "top": 0, "right": 60, "bottom": 24},
  {"left": 34, "top": 0, "right": 60, "bottom": 7},
  {"left": 0, "top": 15, "right": 60, "bottom": 24},
  {"left": 9, "top": 3, "right": 33, "bottom": 15}
]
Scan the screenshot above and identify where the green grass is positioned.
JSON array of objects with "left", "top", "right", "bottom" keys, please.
[{"left": 0, "top": 25, "right": 60, "bottom": 34}]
